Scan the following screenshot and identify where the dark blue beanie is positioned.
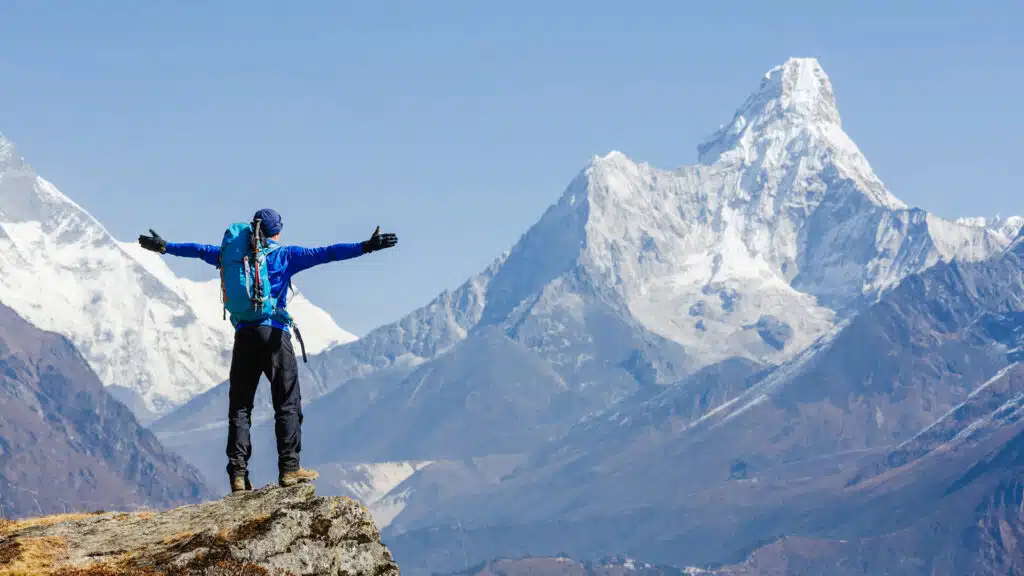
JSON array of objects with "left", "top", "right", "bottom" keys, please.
[{"left": 253, "top": 208, "right": 283, "bottom": 237}]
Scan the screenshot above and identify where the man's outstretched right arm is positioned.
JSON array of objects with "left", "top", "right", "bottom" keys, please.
[
  {"left": 139, "top": 229, "right": 221, "bottom": 267},
  {"left": 165, "top": 242, "right": 221, "bottom": 267}
]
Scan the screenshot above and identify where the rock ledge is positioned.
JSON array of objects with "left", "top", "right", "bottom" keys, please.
[{"left": 0, "top": 484, "right": 399, "bottom": 576}]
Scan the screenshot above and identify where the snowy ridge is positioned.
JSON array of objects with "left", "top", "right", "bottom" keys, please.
[
  {"left": 894, "top": 364, "right": 1020, "bottom": 452},
  {"left": 874, "top": 363, "right": 1024, "bottom": 478},
  {"left": 0, "top": 134, "right": 354, "bottom": 414},
  {"left": 956, "top": 215, "right": 1024, "bottom": 241}
]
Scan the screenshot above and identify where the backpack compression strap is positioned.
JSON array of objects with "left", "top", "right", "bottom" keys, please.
[{"left": 251, "top": 219, "right": 265, "bottom": 312}]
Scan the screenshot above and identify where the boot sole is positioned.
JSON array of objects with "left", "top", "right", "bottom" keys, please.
[{"left": 279, "top": 475, "right": 319, "bottom": 487}]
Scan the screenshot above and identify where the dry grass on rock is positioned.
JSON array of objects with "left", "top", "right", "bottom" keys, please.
[
  {"left": 0, "top": 514, "right": 104, "bottom": 538},
  {"left": 0, "top": 536, "right": 70, "bottom": 576}
]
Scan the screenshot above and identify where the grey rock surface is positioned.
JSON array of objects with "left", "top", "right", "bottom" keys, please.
[{"left": 0, "top": 484, "right": 399, "bottom": 576}]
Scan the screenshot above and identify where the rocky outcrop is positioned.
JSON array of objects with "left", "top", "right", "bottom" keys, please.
[{"left": 0, "top": 484, "right": 399, "bottom": 576}]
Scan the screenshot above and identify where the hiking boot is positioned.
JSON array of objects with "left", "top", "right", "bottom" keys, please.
[
  {"left": 230, "top": 474, "right": 252, "bottom": 493},
  {"left": 279, "top": 468, "right": 319, "bottom": 487}
]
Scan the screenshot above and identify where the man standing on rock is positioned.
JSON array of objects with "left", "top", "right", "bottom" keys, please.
[{"left": 138, "top": 209, "right": 397, "bottom": 492}]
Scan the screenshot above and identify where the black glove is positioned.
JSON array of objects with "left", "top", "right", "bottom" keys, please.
[
  {"left": 361, "top": 226, "right": 398, "bottom": 254},
  {"left": 138, "top": 229, "right": 167, "bottom": 254}
]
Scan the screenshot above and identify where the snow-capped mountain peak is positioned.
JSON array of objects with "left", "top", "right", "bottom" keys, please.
[
  {"left": 0, "top": 135, "right": 92, "bottom": 223},
  {"left": 697, "top": 58, "right": 904, "bottom": 211},
  {"left": 698, "top": 58, "right": 839, "bottom": 159},
  {"left": 751, "top": 57, "right": 840, "bottom": 126},
  {"left": 474, "top": 57, "right": 1013, "bottom": 371}
]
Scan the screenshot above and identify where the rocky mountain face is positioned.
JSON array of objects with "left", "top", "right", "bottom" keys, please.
[
  {"left": 0, "top": 483, "right": 399, "bottom": 576},
  {"left": 0, "top": 134, "right": 355, "bottom": 418},
  {"left": 712, "top": 399, "right": 1024, "bottom": 575},
  {"left": 0, "top": 303, "right": 212, "bottom": 519}
]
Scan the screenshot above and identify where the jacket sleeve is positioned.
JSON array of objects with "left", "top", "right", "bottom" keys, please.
[
  {"left": 283, "top": 243, "right": 364, "bottom": 275},
  {"left": 164, "top": 243, "right": 222, "bottom": 267}
]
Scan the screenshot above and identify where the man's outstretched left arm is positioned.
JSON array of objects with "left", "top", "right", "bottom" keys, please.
[{"left": 285, "top": 226, "right": 397, "bottom": 276}]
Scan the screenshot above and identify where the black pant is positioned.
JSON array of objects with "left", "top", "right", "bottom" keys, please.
[{"left": 226, "top": 326, "right": 303, "bottom": 478}]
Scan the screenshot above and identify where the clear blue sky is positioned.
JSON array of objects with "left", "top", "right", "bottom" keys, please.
[{"left": 1, "top": 1, "right": 1021, "bottom": 335}]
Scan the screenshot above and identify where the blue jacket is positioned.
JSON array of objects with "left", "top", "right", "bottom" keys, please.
[{"left": 165, "top": 240, "right": 364, "bottom": 331}]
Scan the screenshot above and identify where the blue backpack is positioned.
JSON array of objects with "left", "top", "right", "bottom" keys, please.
[
  {"left": 217, "top": 218, "right": 309, "bottom": 362},
  {"left": 219, "top": 218, "right": 289, "bottom": 323}
]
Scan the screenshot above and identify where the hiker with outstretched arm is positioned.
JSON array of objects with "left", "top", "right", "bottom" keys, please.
[{"left": 138, "top": 208, "right": 397, "bottom": 492}]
